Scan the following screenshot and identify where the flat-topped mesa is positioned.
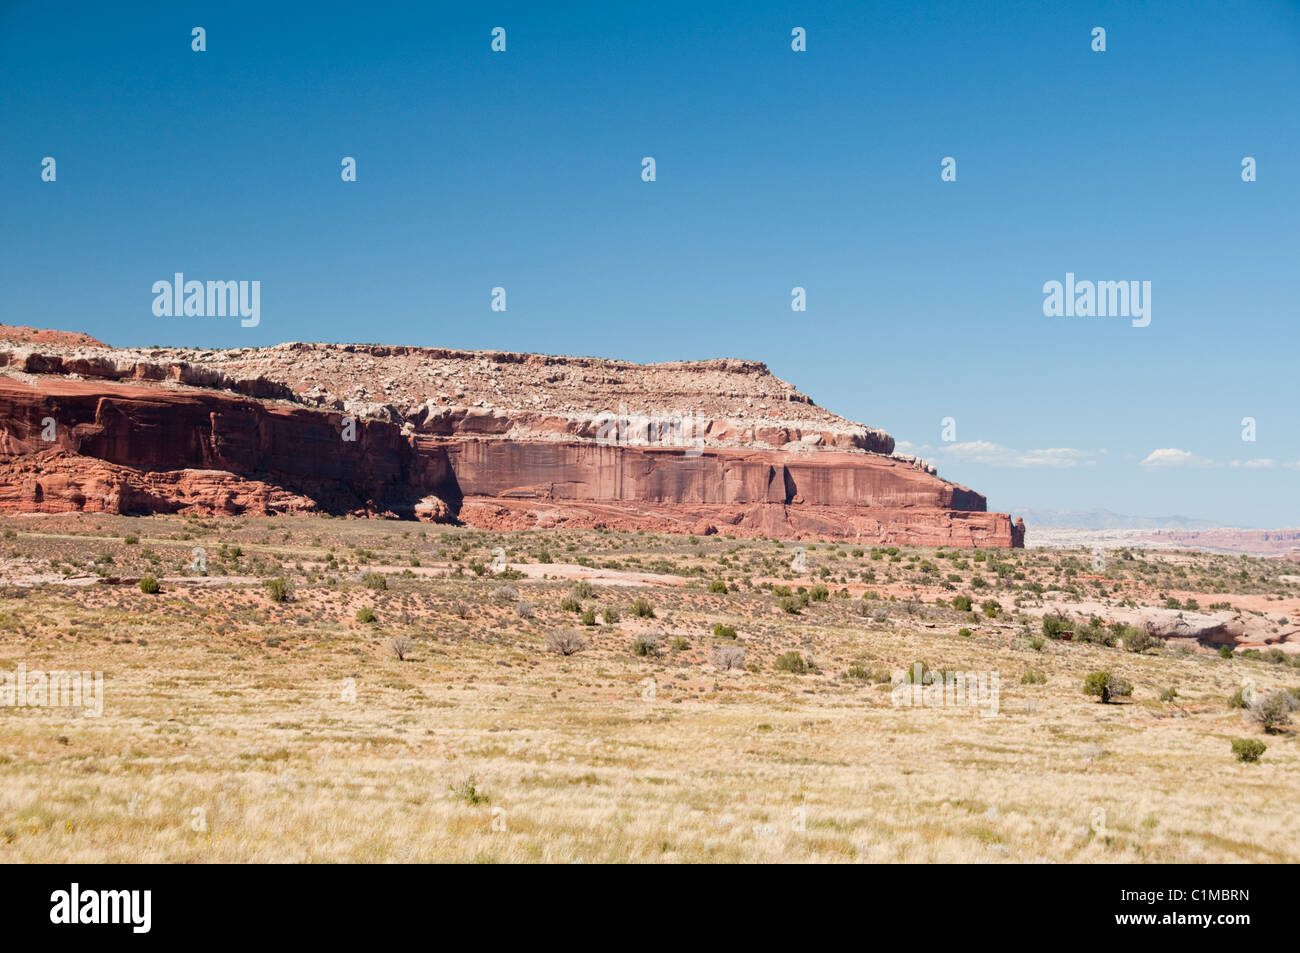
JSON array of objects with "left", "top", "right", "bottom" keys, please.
[
  {"left": 0, "top": 330, "right": 1024, "bottom": 547},
  {"left": 0, "top": 337, "right": 893, "bottom": 452}
]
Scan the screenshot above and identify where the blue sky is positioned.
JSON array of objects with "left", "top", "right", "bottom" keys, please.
[{"left": 2, "top": 1, "right": 1298, "bottom": 526}]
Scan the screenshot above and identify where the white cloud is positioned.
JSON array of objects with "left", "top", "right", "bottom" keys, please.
[
  {"left": 913, "top": 440, "right": 1095, "bottom": 468},
  {"left": 908, "top": 441, "right": 1292, "bottom": 474},
  {"left": 1015, "top": 447, "right": 1094, "bottom": 468},
  {"left": 1139, "top": 448, "right": 1214, "bottom": 469}
]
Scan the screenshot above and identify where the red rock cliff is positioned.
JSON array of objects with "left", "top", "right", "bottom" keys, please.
[{"left": 0, "top": 338, "right": 1024, "bottom": 547}]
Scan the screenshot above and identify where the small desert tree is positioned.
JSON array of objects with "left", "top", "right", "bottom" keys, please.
[
  {"left": 546, "top": 629, "right": 588, "bottom": 656},
  {"left": 1123, "top": 625, "right": 1157, "bottom": 653},
  {"left": 1042, "top": 614, "right": 1072, "bottom": 640},
  {"left": 1083, "top": 671, "right": 1132, "bottom": 704},
  {"left": 1249, "top": 691, "right": 1294, "bottom": 733},
  {"left": 710, "top": 645, "right": 746, "bottom": 670},
  {"left": 630, "top": 631, "right": 665, "bottom": 658},
  {"left": 390, "top": 635, "right": 413, "bottom": 660}
]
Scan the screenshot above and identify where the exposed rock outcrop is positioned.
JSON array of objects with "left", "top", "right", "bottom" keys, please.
[
  {"left": 0, "top": 377, "right": 450, "bottom": 518},
  {"left": 0, "top": 333, "right": 1024, "bottom": 546},
  {"left": 0, "top": 325, "right": 107, "bottom": 348}
]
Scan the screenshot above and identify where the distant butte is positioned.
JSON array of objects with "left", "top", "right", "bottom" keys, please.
[{"left": 0, "top": 329, "right": 1024, "bottom": 547}]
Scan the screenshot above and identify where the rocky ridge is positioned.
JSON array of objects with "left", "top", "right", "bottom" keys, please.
[{"left": 0, "top": 329, "right": 1020, "bottom": 546}]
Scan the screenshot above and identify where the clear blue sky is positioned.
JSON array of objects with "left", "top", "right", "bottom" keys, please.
[{"left": 2, "top": 1, "right": 1298, "bottom": 527}]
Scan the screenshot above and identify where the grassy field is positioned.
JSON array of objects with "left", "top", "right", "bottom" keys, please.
[{"left": 0, "top": 513, "right": 1296, "bottom": 863}]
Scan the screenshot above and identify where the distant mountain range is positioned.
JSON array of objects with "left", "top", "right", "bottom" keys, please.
[{"left": 1010, "top": 508, "right": 1229, "bottom": 531}]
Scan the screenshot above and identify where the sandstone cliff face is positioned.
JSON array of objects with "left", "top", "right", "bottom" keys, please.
[
  {"left": 0, "top": 334, "right": 1023, "bottom": 547},
  {"left": 438, "top": 440, "right": 1018, "bottom": 545},
  {"left": 0, "top": 377, "right": 449, "bottom": 517},
  {"left": 0, "top": 450, "right": 321, "bottom": 516}
]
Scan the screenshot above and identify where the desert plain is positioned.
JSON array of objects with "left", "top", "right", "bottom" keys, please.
[{"left": 0, "top": 513, "right": 1296, "bottom": 863}]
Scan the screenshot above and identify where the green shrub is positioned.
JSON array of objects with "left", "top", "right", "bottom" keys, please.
[
  {"left": 355, "top": 607, "right": 377, "bottom": 623},
  {"left": 958, "top": 627, "right": 972, "bottom": 637},
  {"left": 362, "top": 572, "right": 387, "bottom": 591},
  {"left": 712, "top": 623, "right": 737, "bottom": 639},
  {"left": 1074, "top": 621, "right": 1116, "bottom": 647},
  {"left": 264, "top": 577, "right": 290, "bottom": 603},
  {"left": 450, "top": 775, "right": 489, "bottom": 805},
  {"left": 844, "top": 663, "right": 889, "bottom": 683},
  {"left": 1124, "top": 625, "right": 1157, "bottom": 653},
  {"left": 1083, "top": 671, "right": 1131, "bottom": 704},
  {"left": 573, "top": 581, "right": 594, "bottom": 600},
  {"left": 123, "top": 535, "right": 139, "bottom": 545},
  {"left": 602, "top": 606, "right": 619, "bottom": 624},
  {"left": 708, "top": 580, "right": 728, "bottom": 594},
  {"left": 901, "top": 661, "right": 937, "bottom": 684},
  {"left": 580, "top": 609, "right": 597, "bottom": 626},
  {"left": 1232, "top": 738, "right": 1266, "bottom": 763},
  {"left": 560, "top": 596, "right": 581, "bottom": 612},
  {"left": 137, "top": 575, "right": 159, "bottom": 595},
  {"left": 1218, "top": 645, "right": 1235, "bottom": 659},
  {"left": 1021, "top": 670, "right": 1047, "bottom": 685},
  {"left": 774, "top": 651, "right": 808, "bottom": 674},
  {"left": 1042, "top": 615, "right": 1072, "bottom": 640},
  {"left": 952, "top": 595, "right": 972, "bottom": 612},
  {"left": 631, "top": 598, "right": 656, "bottom": 619},
  {"left": 780, "top": 596, "right": 803, "bottom": 615},
  {"left": 809, "top": 584, "right": 829, "bottom": 602}
]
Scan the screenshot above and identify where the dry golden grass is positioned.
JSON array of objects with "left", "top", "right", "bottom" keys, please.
[{"left": 0, "top": 514, "right": 1296, "bottom": 863}]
